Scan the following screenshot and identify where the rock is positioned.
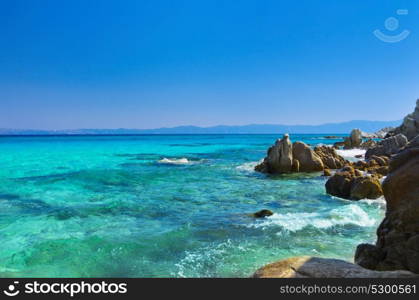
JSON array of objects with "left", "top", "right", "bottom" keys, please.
[
  {"left": 360, "top": 139, "right": 377, "bottom": 149},
  {"left": 292, "top": 142, "right": 324, "bottom": 172},
  {"left": 375, "top": 127, "right": 395, "bottom": 139},
  {"left": 323, "top": 168, "right": 332, "bottom": 176},
  {"left": 252, "top": 209, "right": 274, "bottom": 218},
  {"left": 350, "top": 176, "right": 383, "bottom": 200},
  {"left": 323, "top": 136, "right": 341, "bottom": 139},
  {"left": 365, "top": 134, "right": 408, "bottom": 159},
  {"left": 314, "top": 146, "right": 346, "bottom": 169},
  {"left": 344, "top": 129, "right": 363, "bottom": 149},
  {"left": 255, "top": 134, "right": 293, "bottom": 174},
  {"left": 355, "top": 140, "right": 419, "bottom": 273},
  {"left": 325, "top": 167, "right": 383, "bottom": 200},
  {"left": 387, "top": 99, "right": 419, "bottom": 140},
  {"left": 355, "top": 154, "right": 364, "bottom": 159},
  {"left": 252, "top": 256, "right": 418, "bottom": 278},
  {"left": 255, "top": 136, "right": 348, "bottom": 174}
]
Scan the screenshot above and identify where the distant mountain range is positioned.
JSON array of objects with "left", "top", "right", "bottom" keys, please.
[{"left": 0, "top": 120, "right": 402, "bottom": 135}]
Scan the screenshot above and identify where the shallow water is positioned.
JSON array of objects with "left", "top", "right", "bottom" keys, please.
[{"left": 0, "top": 134, "right": 384, "bottom": 277}]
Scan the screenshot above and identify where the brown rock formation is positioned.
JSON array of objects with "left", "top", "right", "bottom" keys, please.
[
  {"left": 252, "top": 256, "right": 417, "bottom": 278},
  {"left": 343, "top": 129, "right": 362, "bottom": 149},
  {"left": 255, "top": 135, "right": 347, "bottom": 174},
  {"left": 355, "top": 136, "right": 419, "bottom": 273},
  {"left": 325, "top": 166, "right": 383, "bottom": 200}
]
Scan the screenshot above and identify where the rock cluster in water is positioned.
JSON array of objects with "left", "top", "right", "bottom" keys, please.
[
  {"left": 365, "top": 133, "right": 408, "bottom": 159},
  {"left": 355, "top": 135, "right": 419, "bottom": 273},
  {"left": 255, "top": 134, "right": 346, "bottom": 174}
]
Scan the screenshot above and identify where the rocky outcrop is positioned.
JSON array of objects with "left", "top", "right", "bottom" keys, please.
[
  {"left": 252, "top": 256, "right": 418, "bottom": 278},
  {"left": 365, "top": 134, "right": 408, "bottom": 159},
  {"left": 255, "top": 135, "right": 347, "bottom": 174},
  {"left": 343, "top": 129, "right": 362, "bottom": 149},
  {"left": 355, "top": 137, "right": 419, "bottom": 273},
  {"left": 360, "top": 139, "right": 377, "bottom": 150},
  {"left": 255, "top": 134, "right": 293, "bottom": 174},
  {"left": 314, "top": 146, "right": 346, "bottom": 169},
  {"left": 325, "top": 166, "right": 383, "bottom": 200},
  {"left": 387, "top": 99, "right": 419, "bottom": 140},
  {"left": 292, "top": 142, "right": 324, "bottom": 172}
]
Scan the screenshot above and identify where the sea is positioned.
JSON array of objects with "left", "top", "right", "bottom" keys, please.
[{"left": 0, "top": 134, "right": 384, "bottom": 277}]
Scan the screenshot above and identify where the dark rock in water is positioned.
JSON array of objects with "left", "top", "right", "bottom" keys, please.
[
  {"left": 333, "top": 141, "right": 345, "bottom": 149},
  {"left": 325, "top": 166, "right": 383, "bottom": 200},
  {"left": 386, "top": 99, "right": 419, "bottom": 140},
  {"left": 355, "top": 154, "right": 364, "bottom": 158},
  {"left": 252, "top": 256, "right": 418, "bottom": 278},
  {"left": 343, "top": 129, "right": 362, "bottom": 149},
  {"left": 355, "top": 139, "right": 419, "bottom": 273},
  {"left": 324, "top": 136, "right": 341, "bottom": 139},
  {"left": 252, "top": 209, "right": 274, "bottom": 218}
]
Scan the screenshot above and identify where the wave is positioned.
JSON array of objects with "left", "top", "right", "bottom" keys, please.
[
  {"left": 247, "top": 204, "right": 376, "bottom": 232},
  {"left": 158, "top": 158, "right": 191, "bottom": 165},
  {"left": 236, "top": 160, "right": 263, "bottom": 172},
  {"left": 359, "top": 196, "right": 386, "bottom": 209},
  {"left": 336, "top": 148, "right": 366, "bottom": 160}
]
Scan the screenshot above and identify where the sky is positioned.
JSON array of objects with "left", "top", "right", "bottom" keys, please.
[{"left": 1, "top": 0, "right": 419, "bottom": 130}]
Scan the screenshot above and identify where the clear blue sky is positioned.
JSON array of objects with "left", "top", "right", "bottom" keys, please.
[{"left": 1, "top": 0, "right": 418, "bottom": 130}]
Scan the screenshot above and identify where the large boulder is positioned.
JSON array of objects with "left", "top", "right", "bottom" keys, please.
[
  {"left": 255, "top": 134, "right": 293, "bottom": 174},
  {"left": 387, "top": 99, "right": 419, "bottom": 140},
  {"left": 292, "top": 142, "right": 324, "bottom": 172},
  {"left": 252, "top": 256, "right": 417, "bottom": 278},
  {"left": 325, "top": 166, "right": 383, "bottom": 200},
  {"left": 355, "top": 137, "right": 419, "bottom": 273},
  {"left": 344, "top": 129, "right": 362, "bottom": 149},
  {"left": 365, "top": 134, "right": 408, "bottom": 159},
  {"left": 314, "top": 146, "right": 346, "bottom": 169}
]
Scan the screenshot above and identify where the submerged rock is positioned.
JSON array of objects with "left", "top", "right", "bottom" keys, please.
[
  {"left": 252, "top": 209, "right": 274, "bottom": 218},
  {"left": 252, "top": 256, "right": 418, "bottom": 278},
  {"left": 365, "top": 134, "right": 408, "bottom": 159},
  {"left": 355, "top": 137, "right": 419, "bottom": 273}
]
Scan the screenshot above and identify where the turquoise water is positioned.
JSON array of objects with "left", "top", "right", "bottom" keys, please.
[{"left": 0, "top": 134, "right": 384, "bottom": 277}]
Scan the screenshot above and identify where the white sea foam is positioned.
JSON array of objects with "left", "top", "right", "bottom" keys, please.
[
  {"left": 359, "top": 196, "right": 386, "bottom": 209},
  {"left": 336, "top": 148, "right": 366, "bottom": 160},
  {"left": 247, "top": 204, "right": 376, "bottom": 232},
  {"left": 236, "top": 160, "right": 262, "bottom": 172},
  {"left": 158, "top": 158, "right": 191, "bottom": 165}
]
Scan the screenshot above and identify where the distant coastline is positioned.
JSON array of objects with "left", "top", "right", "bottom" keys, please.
[{"left": 0, "top": 120, "right": 401, "bottom": 136}]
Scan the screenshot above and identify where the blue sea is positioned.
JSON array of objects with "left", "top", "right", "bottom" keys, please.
[{"left": 0, "top": 134, "right": 384, "bottom": 277}]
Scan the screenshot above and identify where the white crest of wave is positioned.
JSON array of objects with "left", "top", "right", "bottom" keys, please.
[
  {"left": 236, "top": 160, "right": 263, "bottom": 172},
  {"left": 158, "top": 157, "right": 190, "bottom": 165},
  {"left": 359, "top": 196, "right": 386, "bottom": 209},
  {"left": 336, "top": 148, "right": 366, "bottom": 159},
  {"left": 248, "top": 204, "right": 376, "bottom": 232}
]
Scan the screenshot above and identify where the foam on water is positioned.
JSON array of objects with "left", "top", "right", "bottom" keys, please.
[
  {"left": 247, "top": 204, "right": 377, "bottom": 232},
  {"left": 158, "top": 158, "right": 191, "bottom": 165},
  {"left": 336, "top": 148, "right": 366, "bottom": 159}
]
